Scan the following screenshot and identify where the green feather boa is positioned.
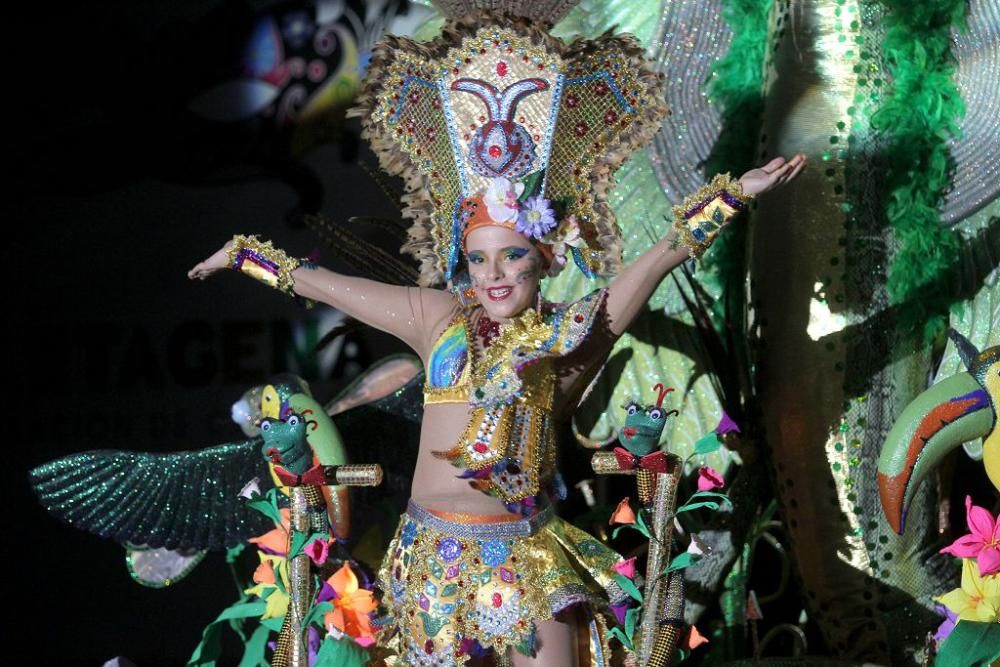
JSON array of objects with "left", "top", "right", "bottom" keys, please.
[{"left": 872, "top": 0, "right": 966, "bottom": 340}]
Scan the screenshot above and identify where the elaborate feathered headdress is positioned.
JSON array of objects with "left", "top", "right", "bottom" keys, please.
[{"left": 351, "top": 13, "right": 668, "bottom": 286}]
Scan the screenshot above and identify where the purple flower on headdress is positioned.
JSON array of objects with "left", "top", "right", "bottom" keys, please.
[{"left": 515, "top": 196, "right": 557, "bottom": 239}]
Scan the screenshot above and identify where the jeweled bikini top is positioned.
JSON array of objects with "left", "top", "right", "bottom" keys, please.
[{"left": 426, "top": 289, "right": 607, "bottom": 506}]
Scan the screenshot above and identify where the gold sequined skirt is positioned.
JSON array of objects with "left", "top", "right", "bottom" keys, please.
[{"left": 376, "top": 500, "right": 623, "bottom": 665}]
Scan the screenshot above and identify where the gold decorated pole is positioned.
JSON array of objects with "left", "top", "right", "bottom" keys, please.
[
  {"left": 591, "top": 452, "right": 683, "bottom": 665},
  {"left": 646, "top": 570, "right": 686, "bottom": 667},
  {"left": 638, "top": 461, "right": 681, "bottom": 665},
  {"left": 272, "top": 486, "right": 313, "bottom": 667},
  {"left": 271, "top": 464, "right": 384, "bottom": 667}
]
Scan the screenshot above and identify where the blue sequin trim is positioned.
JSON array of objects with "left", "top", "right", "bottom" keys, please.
[
  {"left": 571, "top": 246, "right": 596, "bottom": 278},
  {"left": 389, "top": 76, "right": 437, "bottom": 125},
  {"left": 438, "top": 78, "right": 470, "bottom": 197},
  {"left": 406, "top": 500, "right": 553, "bottom": 538},
  {"left": 564, "top": 71, "right": 634, "bottom": 114}
]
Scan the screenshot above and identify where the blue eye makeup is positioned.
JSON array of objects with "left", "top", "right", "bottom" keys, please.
[
  {"left": 467, "top": 251, "right": 484, "bottom": 264},
  {"left": 504, "top": 248, "right": 530, "bottom": 261}
]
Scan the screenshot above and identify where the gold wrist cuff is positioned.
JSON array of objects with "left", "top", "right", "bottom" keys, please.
[
  {"left": 672, "top": 173, "right": 753, "bottom": 259},
  {"left": 226, "top": 235, "right": 302, "bottom": 296}
]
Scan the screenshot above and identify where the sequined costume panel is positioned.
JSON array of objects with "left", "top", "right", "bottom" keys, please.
[
  {"left": 377, "top": 501, "right": 623, "bottom": 665},
  {"left": 425, "top": 316, "right": 471, "bottom": 405}
]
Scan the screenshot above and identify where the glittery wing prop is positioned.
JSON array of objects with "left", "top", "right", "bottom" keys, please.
[{"left": 29, "top": 440, "right": 273, "bottom": 551}]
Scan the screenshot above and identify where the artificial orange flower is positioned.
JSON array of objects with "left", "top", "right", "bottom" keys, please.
[
  {"left": 249, "top": 508, "right": 290, "bottom": 555},
  {"left": 610, "top": 497, "right": 636, "bottom": 525},
  {"left": 245, "top": 552, "right": 290, "bottom": 619},
  {"left": 324, "top": 563, "right": 378, "bottom": 647},
  {"left": 684, "top": 624, "right": 709, "bottom": 649}
]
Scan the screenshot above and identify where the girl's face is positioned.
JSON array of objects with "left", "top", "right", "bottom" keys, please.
[{"left": 465, "top": 226, "right": 543, "bottom": 322}]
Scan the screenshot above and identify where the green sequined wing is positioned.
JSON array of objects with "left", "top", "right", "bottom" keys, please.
[{"left": 29, "top": 439, "right": 273, "bottom": 551}]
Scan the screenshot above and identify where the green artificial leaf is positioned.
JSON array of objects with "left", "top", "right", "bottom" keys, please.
[
  {"left": 664, "top": 552, "right": 696, "bottom": 573},
  {"left": 261, "top": 616, "right": 284, "bottom": 632},
  {"left": 614, "top": 573, "right": 644, "bottom": 603},
  {"left": 935, "top": 620, "right": 1000, "bottom": 667},
  {"left": 226, "top": 543, "right": 246, "bottom": 564},
  {"left": 518, "top": 170, "right": 545, "bottom": 201},
  {"left": 314, "top": 636, "right": 369, "bottom": 667},
  {"left": 694, "top": 433, "right": 722, "bottom": 455},
  {"left": 675, "top": 501, "right": 721, "bottom": 514},
  {"left": 246, "top": 489, "right": 284, "bottom": 526},
  {"left": 689, "top": 491, "right": 730, "bottom": 502},
  {"left": 305, "top": 600, "right": 334, "bottom": 630},
  {"left": 635, "top": 509, "right": 652, "bottom": 539},
  {"left": 625, "top": 607, "right": 639, "bottom": 641},
  {"left": 187, "top": 600, "right": 267, "bottom": 666},
  {"left": 608, "top": 626, "right": 634, "bottom": 652},
  {"left": 236, "top": 624, "right": 271, "bottom": 667}
]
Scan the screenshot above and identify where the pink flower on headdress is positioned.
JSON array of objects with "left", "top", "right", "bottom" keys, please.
[
  {"left": 515, "top": 196, "right": 557, "bottom": 239},
  {"left": 697, "top": 466, "right": 725, "bottom": 492},
  {"left": 483, "top": 177, "right": 523, "bottom": 223},
  {"left": 940, "top": 495, "right": 1000, "bottom": 576}
]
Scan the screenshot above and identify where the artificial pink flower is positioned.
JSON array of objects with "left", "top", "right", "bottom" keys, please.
[
  {"left": 697, "top": 466, "right": 725, "bottom": 492},
  {"left": 612, "top": 557, "right": 637, "bottom": 579},
  {"left": 306, "top": 536, "right": 333, "bottom": 566},
  {"left": 610, "top": 497, "right": 636, "bottom": 525},
  {"left": 940, "top": 495, "right": 1000, "bottom": 576}
]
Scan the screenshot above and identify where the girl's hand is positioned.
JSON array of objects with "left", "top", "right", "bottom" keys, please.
[
  {"left": 187, "top": 242, "right": 232, "bottom": 280},
  {"left": 739, "top": 154, "right": 807, "bottom": 197}
]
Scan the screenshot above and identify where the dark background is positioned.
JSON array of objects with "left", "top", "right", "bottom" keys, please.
[{"left": 11, "top": 1, "right": 412, "bottom": 663}]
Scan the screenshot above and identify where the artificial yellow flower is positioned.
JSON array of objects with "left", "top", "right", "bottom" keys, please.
[{"left": 936, "top": 557, "right": 1000, "bottom": 622}]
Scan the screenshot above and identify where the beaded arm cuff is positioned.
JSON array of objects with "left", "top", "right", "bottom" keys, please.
[
  {"left": 671, "top": 173, "right": 753, "bottom": 259},
  {"left": 226, "top": 235, "right": 303, "bottom": 296}
]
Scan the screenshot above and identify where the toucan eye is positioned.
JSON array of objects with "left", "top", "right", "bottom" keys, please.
[
  {"left": 626, "top": 403, "right": 641, "bottom": 416},
  {"left": 260, "top": 420, "right": 271, "bottom": 431},
  {"left": 287, "top": 415, "right": 299, "bottom": 426},
  {"left": 648, "top": 408, "right": 664, "bottom": 420}
]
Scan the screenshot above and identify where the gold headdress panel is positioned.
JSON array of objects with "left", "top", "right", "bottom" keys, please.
[{"left": 352, "top": 14, "right": 669, "bottom": 287}]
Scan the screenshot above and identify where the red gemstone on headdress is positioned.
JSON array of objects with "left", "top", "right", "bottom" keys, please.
[
  {"left": 497, "top": 61, "right": 508, "bottom": 77},
  {"left": 474, "top": 442, "right": 488, "bottom": 453},
  {"left": 425, "top": 640, "right": 434, "bottom": 654},
  {"left": 492, "top": 593, "right": 503, "bottom": 608},
  {"left": 488, "top": 145, "right": 502, "bottom": 158}
]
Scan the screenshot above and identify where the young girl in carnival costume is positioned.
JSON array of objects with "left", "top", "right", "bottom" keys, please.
[{"left": 189, "top": 5, "right": 805, "bottom": 664}]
